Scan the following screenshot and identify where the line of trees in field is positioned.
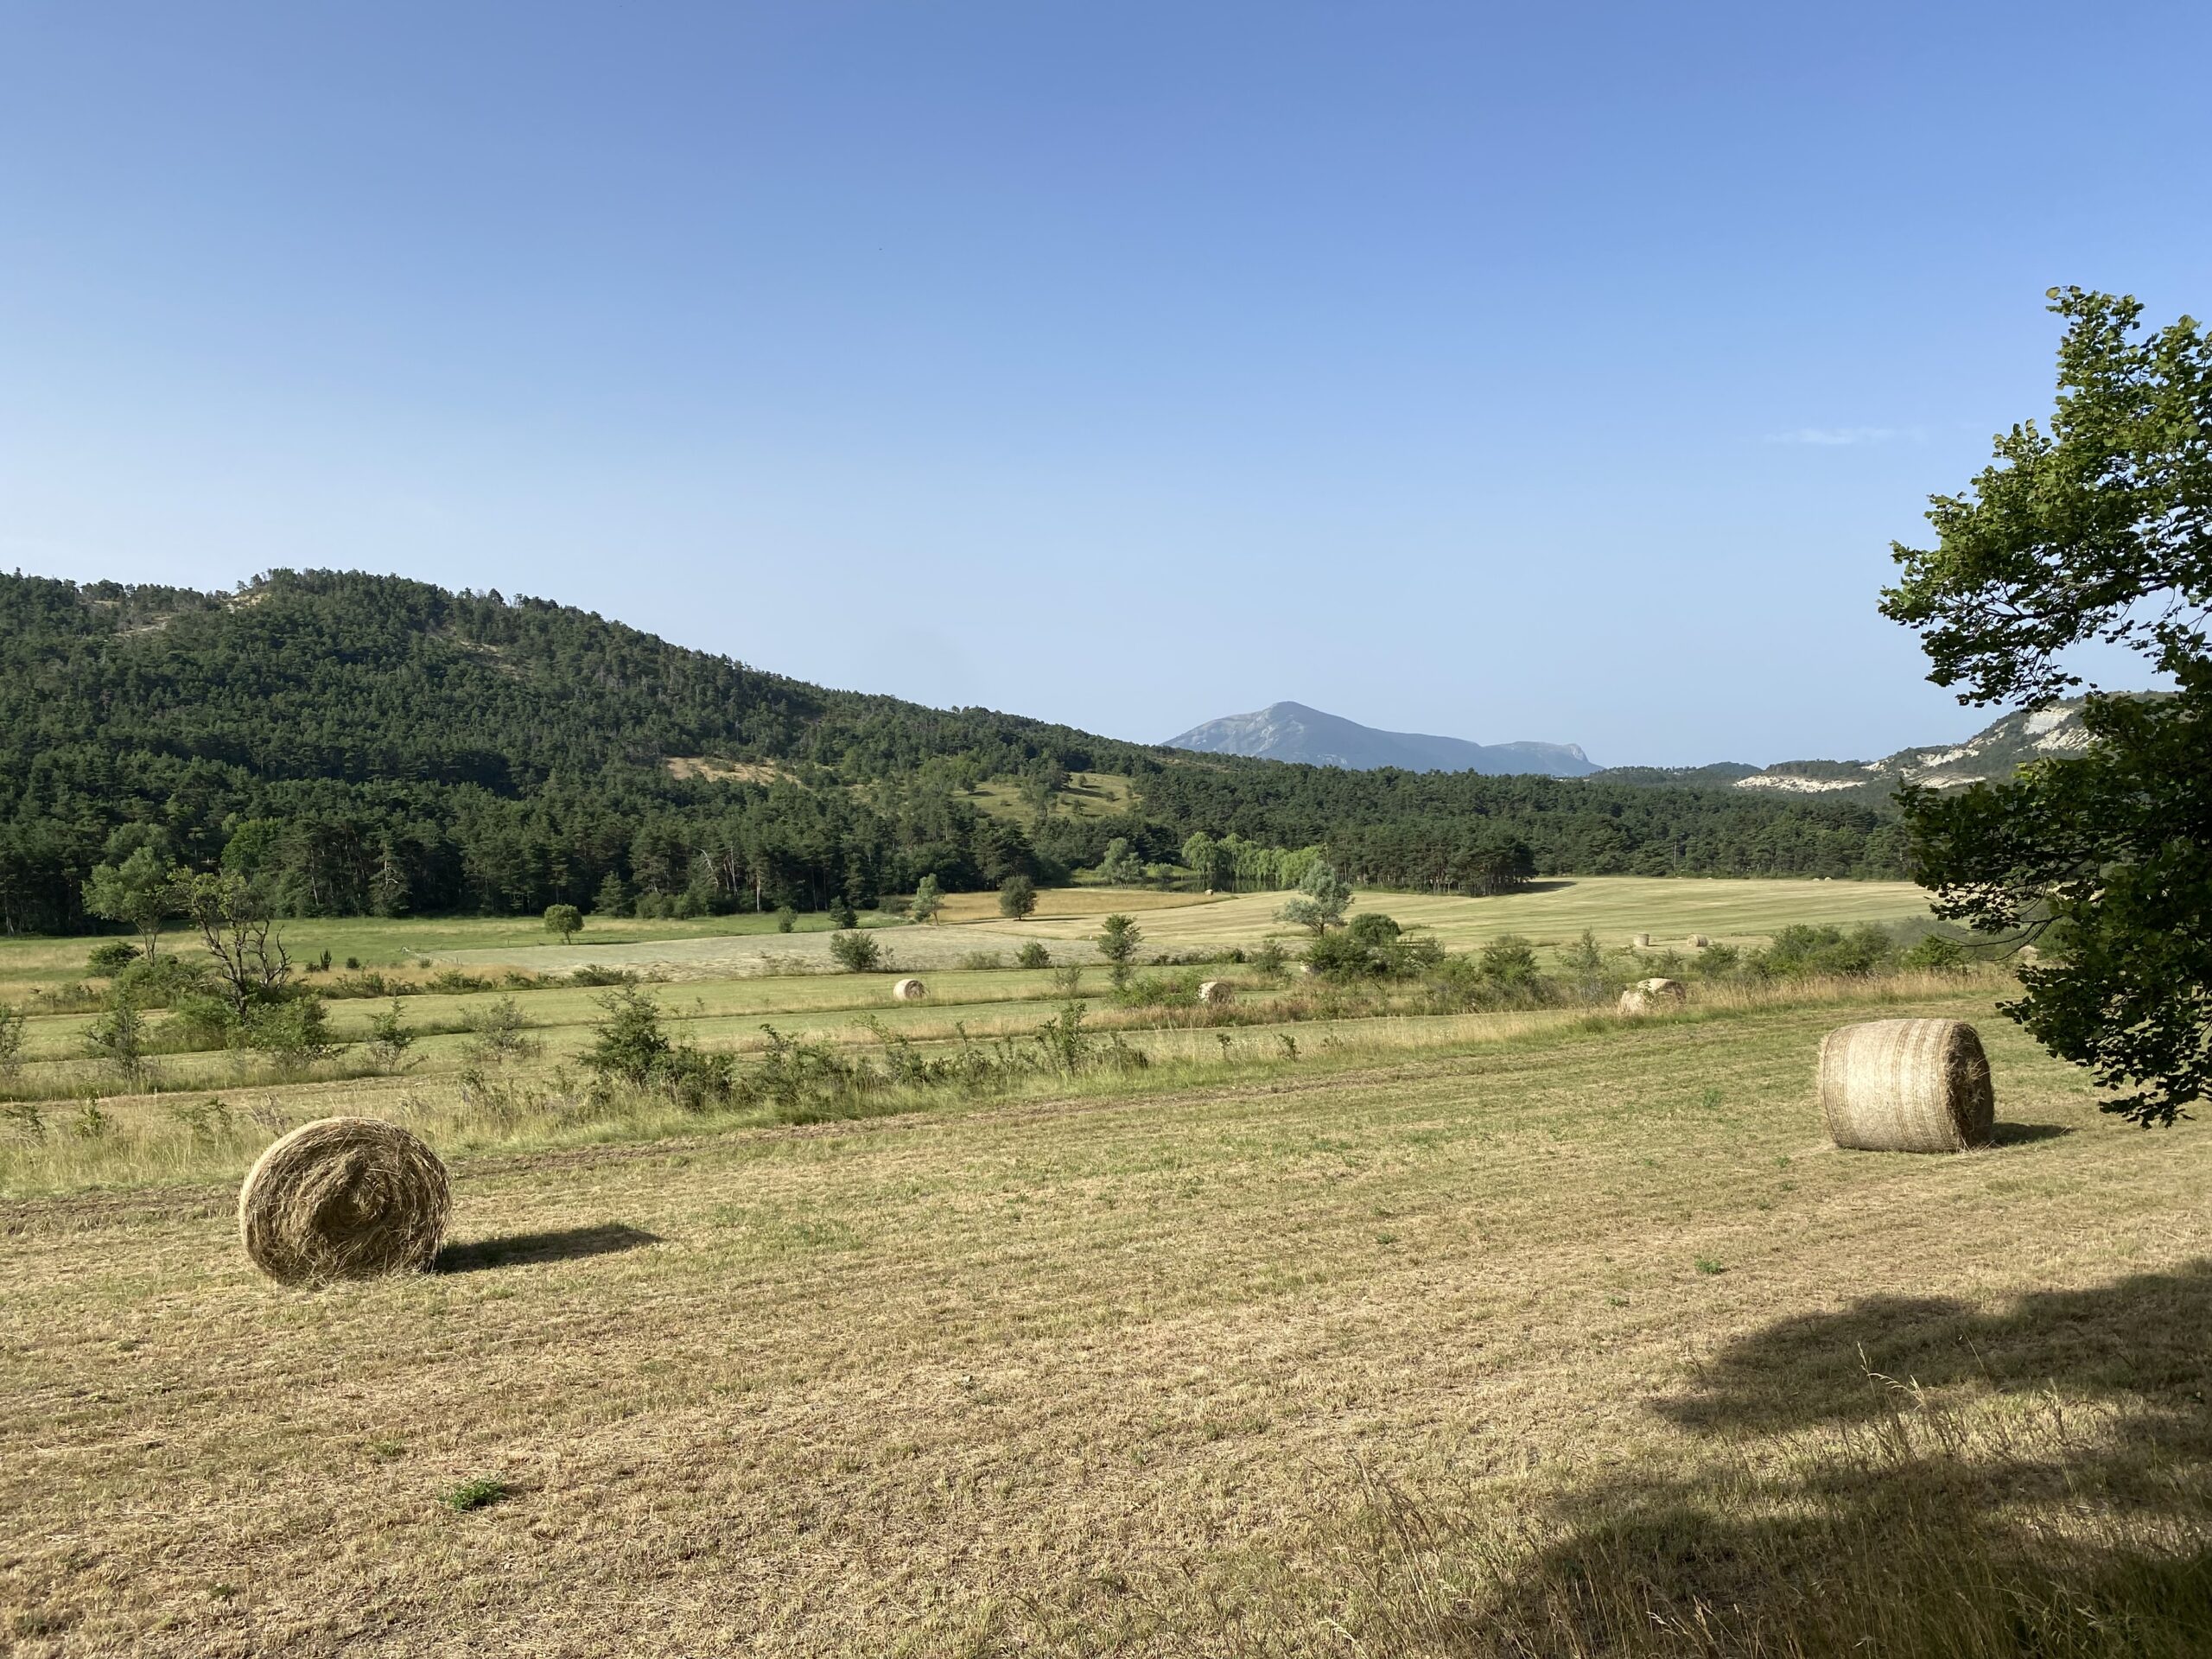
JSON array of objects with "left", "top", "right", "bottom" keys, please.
[{"left": 0, "top": 569, "right": 1909, "bottom": 933}]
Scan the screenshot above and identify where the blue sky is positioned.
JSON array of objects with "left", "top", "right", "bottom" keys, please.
[{"left": 3, "top": 2, "right": 2205, "bottom": 766}]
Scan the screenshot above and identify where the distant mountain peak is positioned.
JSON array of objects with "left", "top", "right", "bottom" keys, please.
[{"left": 1164, "top": 702, "right": 1598, "bottom": 777}]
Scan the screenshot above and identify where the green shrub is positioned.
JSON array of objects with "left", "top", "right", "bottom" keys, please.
[
  {"left": 365, "top": 1001, "right": 416, "bottom": 1073},
  {"left": 117, "top": 951, "right": 208, "bottom": 1007},
  {"left": 830, "top": 931, "right": 882, "bottom": 972},
  {"left": 579, "top": 985, "right": 732, "bottom": 1109},
  {"left": 84, "top": 991, "right": 154, "bottom": 1090},
  {"left": 86, "top": 940, "right": 139, "bottom": 976},
  {"left": 243, "top": 996, "right": 344, "bottom": 1077},
  {"left": 1901, "top": 933, "right": 1969, "bottom": 972},
  {"left": 1478, "top": 934, "right": 1541, "bottom": 988},
  {"left": 582, "top": 986, "right": 670, "bottom": 1088},
  {"left": 1757, "top": 923, "right": 1899, "bottom": 979},
  {"left": 463, "top": 996, "right": 540, "bottom": 1065},
  {"left": 1016, "top": 941, "right": 1052, "bottom": 970}
]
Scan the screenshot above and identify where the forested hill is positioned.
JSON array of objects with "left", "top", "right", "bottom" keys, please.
[{"left": 0, "top": 569, "right": 1906, "bottom": 931}]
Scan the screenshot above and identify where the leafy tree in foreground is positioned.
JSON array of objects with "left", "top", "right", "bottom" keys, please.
[
  {"left": 1277, "top": 859, "right": 1352, "bottom": 936},
  {"left": 1880, "top": 286, "right": 2211, "bottom": 1126},
  {"left": 544, "top": 904, "right": 583, "bottom": 944},
  {"left": 998, "top": 874, "right": 1037, "bottom": 920}
]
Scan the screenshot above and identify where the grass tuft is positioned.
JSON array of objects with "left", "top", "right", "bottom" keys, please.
[{"left": 440, "top": 1477, "right": 509, "bottom": 1513}]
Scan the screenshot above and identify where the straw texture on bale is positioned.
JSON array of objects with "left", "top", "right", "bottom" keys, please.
[
  {"left": 892, "top": 977, "right": 926, "bottom": 1001},
  {"left": 238, "top": 1117, "right": 449, "bottom": 1285},
  {"left": 1198, "top": 979, "right": 1233, "bottom": 1006},
  {"left": 1632, "top": 933, "right": 1651, "bottom": 948},
  {"left": 1618, "top": 977, "right": 1686, "bottom": 1016},
  {"left": 1818, "top": 1018, "right": 1994, "bottom": 1153},
  {"left": 1688, "top": 934, "right": 1711, "bottom": 948}
]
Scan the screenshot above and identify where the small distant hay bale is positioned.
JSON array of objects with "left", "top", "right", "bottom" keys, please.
[
  {"left": 1198, "top": 978, "right": 1234, "bottom": 1006},
  {"left": 1632, "top": 932, "right": 1651, "bottom": 949},
  {"left": 1818, "top": 1018, "right": 1994, "bottom": 1153},
  {"left": 2017, "top": 944, "right": 2041, "bottom": 967},
  {"left": 1688, "top": 934, "right": 1710, "bottom": 948},
  {"left": 892, "top": 977, "right": 927, "bottom": 1001},
  {"left": 1617, "top": 977, "right": 1687, "bottom": 1016},
  {"left": 238, "top": 1117, "right": 448, "bottom": 1286}
]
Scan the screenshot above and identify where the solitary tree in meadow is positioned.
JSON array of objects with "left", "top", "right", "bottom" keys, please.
[
  {"left": 1276, "top": 860, "right": 1351, "bottom": 936},
  {"left": 912, "top": 874, "right": 944, "bottom": 925},
  {"left": 999, "top": 874, "right": 1038, "bottom": 920},
  {"left": 1096, "top": 912, "right": 1141, "bottom": 988},
  {"left": 83, "top": 845, "right": 179, "bottom": 961},
  {"left": 544, "top": 904, "right": 583, "bottom": 944}
]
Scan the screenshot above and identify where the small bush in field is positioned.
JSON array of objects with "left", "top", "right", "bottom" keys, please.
[
  {"left": 86, "top": 940, "right": 139, "bottom": 976},
  {"left": 830, "top": 931, "right": 882, "bottom": 972},
  {"left": 1017, "top": 941, "right": 1052, "bottom": 970}
]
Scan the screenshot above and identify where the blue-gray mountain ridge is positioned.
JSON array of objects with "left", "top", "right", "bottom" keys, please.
[
  {"left": 1167, "top": 698, "right": 2107, "bottom": 791},
  {"left": 1164, "top": 702, "right": 1600, "bottom": 776}
]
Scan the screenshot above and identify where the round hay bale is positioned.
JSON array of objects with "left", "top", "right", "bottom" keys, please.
[
  {"left": 892, "top": 977, "right": 927, "bottom": 1001},
  {"left": 1818, "top": 1018, "right": 1993, "bottom": 1153},
  {"left": 1198, "top": 978, "right": 1234, "bottom": 1007},
  {"left": 238, "top": 1117, "right": 448, "bottom": 1285},
  {"left": 1632, "top": 932, "right": 1651, "bottom": 949},
  {"left": 1618, "top": 977, "right": 1687, "bottom": 1016},
  {"left": 1688, "top": 934, "right": 1711, "bottom": 949}
]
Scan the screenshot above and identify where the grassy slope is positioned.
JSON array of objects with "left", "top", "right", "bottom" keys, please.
[
  {"left": 966, "top": 770, "right": 1135, "bottom": 823},
  {"left": 3, "top": 988, "right": 2207, "bottom": 1655}
]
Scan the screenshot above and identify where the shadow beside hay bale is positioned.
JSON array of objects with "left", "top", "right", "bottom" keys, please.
[
  {"left": 1989, "top": 1121, "right": 2073, "bottom": 1147},
  {"left": 435, "top": 1223, "right": 661, "bottom": 1274}
]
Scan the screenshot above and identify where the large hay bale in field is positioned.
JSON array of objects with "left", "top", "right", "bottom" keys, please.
[
  {"left": 892, "top": 977, "right": 927, "bottom": 1001},
  {"left": 238, "top": 1117, "right": 448, "bottom": 1285},
  {"left": 1618, "top": 977, "right": 1687, "bottom": 1015},
  {"left": 1688, "top": 934, "right": 1710, "bottom": 948},
  {"left": 1818, "top": 1018, "right": 1993, "bottom": 1153},
  {"left": 1632, "top": 932, "right": 1651, "bottom": 949},
  {"left": 1198, "top": 978, "right": 1234, "bottom": 1007}
]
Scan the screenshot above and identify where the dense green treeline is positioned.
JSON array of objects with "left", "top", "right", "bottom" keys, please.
[{"left": 0, "top": 570, "right": 1905, "bottom": 931}]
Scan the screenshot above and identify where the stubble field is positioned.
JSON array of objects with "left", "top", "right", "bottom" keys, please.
[{"left": 2, "top": 881, "right": 2205, "bottom": 1656}]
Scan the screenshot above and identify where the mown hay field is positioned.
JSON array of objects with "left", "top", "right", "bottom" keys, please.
[
  {"left": 1007, "top": 875, "right": 1936, "bottom": 954},
  {"left": 3, "top": 967, "right": 2209, "bottom": 1656}
]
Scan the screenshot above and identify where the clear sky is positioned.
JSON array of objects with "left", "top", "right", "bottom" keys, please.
[{"left": 3, "top": 2, "right": 2205, "bottom": 766}]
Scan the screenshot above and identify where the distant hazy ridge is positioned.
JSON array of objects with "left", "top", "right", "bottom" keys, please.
[{"left": 1166, "top": 701, "right": 1600, "bottom": 777}]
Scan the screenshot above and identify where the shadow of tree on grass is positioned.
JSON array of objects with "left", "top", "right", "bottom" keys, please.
[{"left": 1292, "top": 1262, "right": 2212, "bottom": 1658}]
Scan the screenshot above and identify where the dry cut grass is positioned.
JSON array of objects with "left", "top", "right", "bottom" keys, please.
[{"left": 3, "top": 984, "right": 2207, "bottom": 1656}]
